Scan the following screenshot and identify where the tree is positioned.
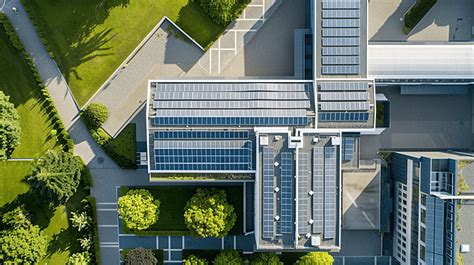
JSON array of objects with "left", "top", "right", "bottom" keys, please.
[
  {"left": 183, "top": 254, "right": 207, "bottom": 265},
  {"left": 214, "top": 250, "right": 243, "bottom": 265},
  {"left": 249, "top": 252, "right": 283, "bottom": 265},
  {"left": 195, "top": 0, "right": 249, "bottom": 26},
  {"left": 0, "top": 91, "right": 21, "bottom": 160},
  {"left": 124, "top": 248, "right": 158, "bottom": 265},
  {"left": 68, "top": 252, "right": 91, "bottom": 265},
  {"left": 296, "top": 252, "right": 334, "bottom": 265},
  {"left": 118, "top": 189, "right": 160, "bottom": 230},
  {"left": 70, "top": 211, "right": 91, "bottom": 232},
  {"left": 0, "top": 208, "right": 47, "bottom": 264},
  {"left": 184, "top": 188, "right": 236, "bottom": 238},
  {"left": 28, "top": 150, "right": 82, "bottom": 203},
  {"left": 81, "top": 102, "right": 108, "bottom": 129}
]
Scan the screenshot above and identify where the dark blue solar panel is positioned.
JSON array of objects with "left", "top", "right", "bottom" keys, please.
[
  {"left": 343, "top": 137, "right": 355, "bottom": 161},
  {"left": 280, "top": 152, "right": 293, "bottom": 234},
  {"left": 154, "top": 130, "right": 249, "bottom": 140},
  {"left": 152, "top": 117, "right": 308, "bottom": 126},
  {"left": 319, "top": 112, "right": 369, "bottom": 122},
  {"left": 262, "top": 147, "right": 275, "bottom": 239}
]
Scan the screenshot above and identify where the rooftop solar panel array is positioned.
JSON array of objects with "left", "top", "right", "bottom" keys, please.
[
  {"left": 320, "top": 0, "right": 361, "bottom": 75},
  {"left": 280, "top": 152, "right": 293, "bottom": 234},
  {"left": 297, "top": 153, "right": 310, "bottom": 235},
  {"left": 262, "top": 147, "right": 275, "bottom": 239},
  {"left": 342, "top": 137, "right": 355, "bottom": 161},
  {"left": 320, "top": 81, "right": 369, "bottom": 91},
  {"left": 312, "top": 147, "right": 324, "bottom": 234},
  {"left": 151, "top": 83, "right": 311, "bottom": 127},
  {"left": 319, "top": 112, "right": 369, "bottom": 122},
  {"left": 320, "top": 101, "right": 370, "bottom": 111},
  {"left": 320, "top": 91, "right": 368, "bottom": 101},
  {"left": 154, "top": 130, "right": 249, "bottom": 140},
  {"left": 324, "top": 146, "right": 337, "bottom": 239}
]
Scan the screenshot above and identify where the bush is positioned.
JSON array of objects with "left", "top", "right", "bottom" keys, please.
[
  {"left": 81, "top": 103, "right": 108, "bottom": 129},
  {"left": 124, "top": 248, "right": 158, "bottom": 265},
  {"left": 214, "top": 250, "right": 242, "bottom": 265},
  {"left": 70, "top": 211, "right": 92, "bottom": 232},
  {"left": 249, "top": 253, "right": 282, "bottom": 265},
  {"left": 28, "top": 150, "right": 82, "bottom": 203},
  {"left": 184, "top": 188, "right": 236, "bottom": 238},
  {"left": 118, "top": 189, "right": 160, "bottom": 231},
  {"left": 68, "top": 252, "right": 91, "bottom": 265},
  {"left": 296, "top": 252, "right": 334, "bottom": 265},
  {"left": 183, "top": 254, "right": 207, "bottom": 265},
  {"left": 195, "top": 0, "right": 250, "bottom": 26},
  {"left": 0, "top": 91, "right": 21, "bottom": 160},
  {"left": 0, "top": 208, "right": 47, "bottom": 264},
  {"left": 403, "top": 0, "right": 437, "bottom": 34},
  {"left": 82, "top": 196, "right": 101, "bottom": 264}
]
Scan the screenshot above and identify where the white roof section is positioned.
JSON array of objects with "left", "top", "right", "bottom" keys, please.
[{"left": 368, "top": 45, "right": 474, "bottom": 79}]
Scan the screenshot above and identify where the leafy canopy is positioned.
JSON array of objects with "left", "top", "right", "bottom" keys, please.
[
  {"left": 0, "top": 91, "right": 21, "bottom": 160},
  {"left": 214, "top": 250, "right": 243, "bottom": 265},
  {"left": 81, "top": 102, "right": 108, "bottom": 129},
  {"left": 196, "top": 0, "right": 249, "bottom": 26},
  {"left": 118, "top": 189, "right": 160, "bottom": 230},
  {"left": 183, "top": 254, "right": 207, "bottom": 265},
  {"left": 68, "top": 251, "right": 91, "bottom": 265},
  {"left": 0, "top": 207, "right": 47, "bottom": 264},
  {"left": 296, "top": 252, "right": 334, "bottom": 265},
  {"left": 28, "top": 150, "right": 82, "bottom": 203},
  {"left": 249, "top": 252, "right": 283, "bottom": 265},
  {"left": 124, "top": 248, "right": 158, "bottom": 265},
  {"left": 184, "top": 188, "right": 236, "bottom": 238}
]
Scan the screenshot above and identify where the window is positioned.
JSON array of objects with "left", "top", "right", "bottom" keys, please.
[
  {"left": 421, "top": 208, "right": 426, "bottom": 224},
  {"left": 421, "top": 194, "right": 427, "bottom": 206},
  {"left": 420, "top": 226, "right": 426, "bottom": 243},
  {"left": 420, "top": 245, "right": 426, "bottom": 261}
]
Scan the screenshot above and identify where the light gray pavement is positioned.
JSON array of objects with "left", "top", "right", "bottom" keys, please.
[
  {"left": 369, "top": 0, "right": 474, "bottom": 42},
  {"left": 360, "top": 86, "right": 473, "bottom": 159}
]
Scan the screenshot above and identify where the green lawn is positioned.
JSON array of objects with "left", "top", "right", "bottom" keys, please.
[
  {"left": 105, "top": 123, "right": 136, "bottom": 169},
  {"left": 22, "top": 0, "right": 225, "bottom": 106},
  {"left": 120, "top": 185, "right": 243, "bottom": 235},
  {"left": 0, "top": 27, "right": 59, "bottom": 158},
  {"left": 0, "top": 161, "right": 86, "bottom": 264}
]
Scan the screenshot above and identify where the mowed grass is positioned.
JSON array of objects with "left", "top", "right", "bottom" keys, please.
[
  {"left": 0, "top": 161, "right": 85, "bottom": 264},
  {"left": 120, "top": 186, "right": 243, "bottom": 235},
  {"left": 0, "top": 28, "right": 58, "bottom": 158},
  {"left": 22, "top": 0, "right": 225, "bottom": 106}
]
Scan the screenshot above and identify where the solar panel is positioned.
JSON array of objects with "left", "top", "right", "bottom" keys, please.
[
  {"left": 153, "top": 99, "right": 311, "bottom": 109},
  {"left": 320, "top": 101, "right": 370, "bottom": 111},
  {"left": 324, "top": 146, "right": 337, "bottom": 239},
  {"left": 322, "top": 9, "right": 360, "bottom": 18},
  {"left": 297, "top": 153, "right": 310, "bottom": 235},
  {"left": 312, "top": 147, "right": 324, "bottom": 234},
  {"left": 155, "top": 91, "right": 309, "bottom": 101},
  {"left": 154, "top": 140, "right": 253, "bottom": 171},
  {"left": 322, "top": 47, "right": 360, "bottom": 56},
  {"left": 154, "top": 109, "right": 307, "bottom": 118},
  {"left": 262, "top": 147, "right": 275, "bottom": 239},
  {"left": 322, "top": 28, "right": 360, "bottom": 37},
  {"left": 322, "top": 37, "right": 360, "bottom": 46},
  {"left": 322, "top": 19, "right": 360, "bottom": 28},
  {"left": 319, "top": 82, "right": 369, "bottom": 91},
  {"left": 156, "top": 82, "right": 308, "bottom": 93},
  {"left": 319, "top": 112, "right": 369, "bottom": 122},
  {"left": 321, "top": 65, "right": 360, "bottom": 75},
  {"left": 319, "top": 92, "right": 368, "bottom": 101},
  {"left": 321, "top": 56, "right": 359, "bottom": 65},
  {"left": 322, "top": 0, "right": 360, "bottom": 9},
  {"left": 154, "top": 130, "right": 249, "bottom": 140},
  {"left": 152, "top": 116, "right": 309, "bottom": 126},
  {"left": 343, "top": 137, "right": 355, "bottom": 161},
  {"left": 280, "top": 152, "right": 293, "bottom": 234}
]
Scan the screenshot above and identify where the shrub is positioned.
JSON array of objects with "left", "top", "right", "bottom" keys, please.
[
  {"left": 403, "top": 0, "right": 437, "bottom": 34},
  {"left": 184, "top": 188, "right": 236, "bottom": 238},
  {"left": 0, "top": 208, "right": 47, "bottom": 264},
  {"left": 68, "top": 252, "right": 91, "bottom": 265},
  {"left": 249, "top": 253, "right": 282, "bottom": 265},
  {"left": 124, "top": 248, "right": 158, "bottom": 265},
  {"left": 0, "top": 91, "right": 21, "bottom": 160},
  {"left": 78, "top": 236, "right": 92, "bottom": 251},
  {"left": 195, "top": 0, "right": 250, "bottom": 26},
  {"left": 296, "top": 252, "right": 334, "bottom": 265},
  {"left": 214, "top": 250, "right": 243, "bottom": 265},
  {"left": 183, "top": 254, "right": 207, "bottom": 265},
  {"left": 70, "top": 211, "right": 91, "bottom": 232},
  {"left": 81, "top": 103, "right": 108, "bottom": 129},
  {"left": 118, "top": 189, "right": 160, "bottom": 230},
  {"left": 28, "top": 150, "right": 82, "bottom": 203}
]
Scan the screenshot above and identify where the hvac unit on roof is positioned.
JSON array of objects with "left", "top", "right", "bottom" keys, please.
[
  {"left": 274, "top": 161, "right": 279, "bottom": 167},
  {"left": 274, "top": 135, "right": 283, "bottom": 141},
  {"left": 308, "top": 219, "right": 314, "bottom": 224},
  {"left": 259, "top": 136, "right": 269, "bottom": 146},
  {"left": 274, "top": 187, "right": 280, "bottom": 193},
  {"left": 305, "top": 233, "right": 312, "bottom": 239},
  {"left": 312, "top": 137, "right": 319, "bottom": 144},
  {"left": 308, "top": 190, "right": 314, "bottom": 196},
  {"left": 311, "top": 236, "right": 321, "bottom": 247},
  {"left": 461, "top": 244, "right": 470, "bottom": 253},
  {"left": 274, "top": 215, "right": 280, "bottom": 221}
]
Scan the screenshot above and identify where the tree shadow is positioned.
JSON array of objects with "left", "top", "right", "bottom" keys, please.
[{"left": 45, "top": 226, "right": 78, "bottom": 258}]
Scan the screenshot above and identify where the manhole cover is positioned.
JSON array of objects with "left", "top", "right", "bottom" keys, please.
[{"left": 97, "top": 157, "right": 104, "bottom": 164}]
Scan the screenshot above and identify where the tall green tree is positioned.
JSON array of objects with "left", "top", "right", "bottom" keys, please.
[
  {"left": 184, "top": 188, "right": 236, "bottom": 238},
  {"left": 249, "top": 252, "right": 282, "bottom": 265},
  {"left": 296, "top": 252, "right": 334, "bottom": 265},
  {"left": 28, "top": 150, "right": 82, "bottom": 203},
  {"left": 118, "top": 189, "right": 160, "bottom": 230},
  {"left": 214, "top": 250, "right": 243, "bottom": 265},
  {"left": 0, "top": 91, "right": 21, "bottom": 160},
  {"left": 81, "top": 102, "right": 108, "bottom": 129},
  {"left": 0, "top": 207, "right": 47, "bottom": 264}
]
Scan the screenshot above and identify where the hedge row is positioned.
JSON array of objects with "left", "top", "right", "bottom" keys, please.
[
  {"left": 0, "top": 14, "right": 74, "bottom": 153},
  {"left": 83, "top": 196, "right": 101, "bottom": 265},
  {"left": 20, "top": 1, "right": 55, "bottom": 58},
  {"left": 403, "top": 0, "right": 437, "bottom": 34}
]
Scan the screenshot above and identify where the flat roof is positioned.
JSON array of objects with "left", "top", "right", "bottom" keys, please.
[{"left": 368, "top": 45, "right": 474, "bottom": 79}]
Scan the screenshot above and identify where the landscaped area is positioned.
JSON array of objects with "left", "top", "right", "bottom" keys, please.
[
  {"left": 403, "top": 0, "right": 437, "bottom": 34},
  {"left": 21, "top": 0, "right": 247, "bottom": 106},
  {"left": 119, "top": 186, "right": 243, "bottom": 236}
]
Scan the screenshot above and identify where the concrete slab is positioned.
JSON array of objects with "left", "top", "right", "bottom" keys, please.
[
  {"left": 458, "top": 202, "right": 474, "bottom": 265},
  {"left": 99, "top": 246, "right": 120, "bottom": 265},
  {"left": 333, "top": 230, "right": 381, "bottom": 256},
  {"left": 119, "top": 236, "right": 157, "bottom": 249},
  {"left": 99, "top": 226, "right": 119, "bottom": 243},
  {"left": 97, "top": 210, "right": 118, "bottom": 226}
]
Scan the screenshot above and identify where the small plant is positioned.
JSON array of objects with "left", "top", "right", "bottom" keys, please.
[
  {"left": 183, "top": 254, "right": 207, "bottom": 265},
  {"left": 70, "top": 211, "right": 92, "bottom": 232},
  {"left": 68, "top": 251, "right": 90, "bottom": 265},
  {"left": 78, "top": 236, "right": 92, "bottom": 251}
]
